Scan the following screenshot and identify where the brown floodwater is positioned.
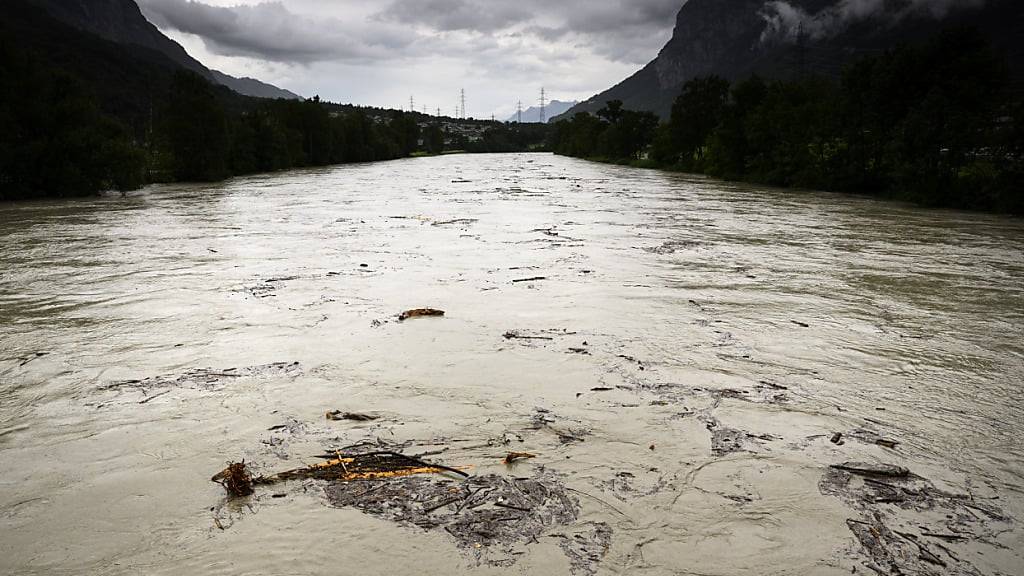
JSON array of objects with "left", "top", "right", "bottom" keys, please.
[{"left": 1, "top": 153, "right": 1022, "bottom": 575}]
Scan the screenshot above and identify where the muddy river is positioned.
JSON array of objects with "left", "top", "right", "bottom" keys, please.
[{"left": 1, "top": 153, "right": 1023, "bottom": 575}]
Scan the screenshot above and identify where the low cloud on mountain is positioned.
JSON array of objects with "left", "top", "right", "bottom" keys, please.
[{"left": 760, "top": 0, "right": 987, "bottom": 43}]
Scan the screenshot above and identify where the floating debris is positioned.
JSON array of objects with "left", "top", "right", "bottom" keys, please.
[
  {"left": 322, "top": 470, "right": 603, "bottom": 572},
  {"left": 211, "top": 462, "right": 255, "bottom": 497},
  {"left": 552, "top": 522, "right": 614, "bottom": 576},
  {"left": 830, "top": 462, "right": 909, "bottom": 478},
  {"left": 512, "top": 276, "right": 547, "bottom": 283},
  {"left": 531, "top": 409, "right": 589, "bottom": 444},
  {"left": 707, "top": 420, "right": 747, "bottom": 456},
  {"left": 211, "top": 451, "right": 468, "bottom": 498},
  {"left": 14, "top": 351, "right": 49, "bottom": 367},
  {"left": 243, "top": 275, "right": 301, "bottom": 299},
  {"left": 326, "top": 411, "right": 379, "bottom": 422},
  {"left": 643, "top": 240, "right": 699, "bottom": 255},
  {"left": 503, "top": 331, "right": 554, "bottom": 341},
  {"left": 820, "top": 463, "right": 1009, "bottom": 575},
  {"left": 503, "top": 452, "right": 537, "bottom": 464},
  {"left": 432, "top": 218, "right": 478, "bottom": 226},
  {"left": 398, "top": 308, "right": 446, "bottom": 321},
  {"left": 104, "top": 362, "right": 302, "bottom": 393}
]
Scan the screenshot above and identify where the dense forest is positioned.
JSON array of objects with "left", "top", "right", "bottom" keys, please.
[
  {"left": 0, "top": 0, "right": 548, "bottom": 200},
  {"left": 551, "top": 28, "right": 1023, "bottom": 214}
]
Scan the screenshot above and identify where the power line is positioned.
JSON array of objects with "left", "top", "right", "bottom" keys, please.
[{"left": 539, "top": 87, "right": 546, "bottom": 124}]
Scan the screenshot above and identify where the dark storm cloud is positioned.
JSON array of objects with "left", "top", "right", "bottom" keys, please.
[
  {"left": 551, "top": 0, "right": 685, "bottom": 63},
  {"left": 375, "top": 0, "right": 532, "bottom": 32},
  {"left": 377, "top": 0, "right": 681, "bottom": 36},
  {"left": 377, "top": 0, "right": 684, "bottom": 62},
  {"left": 387, "top": 0, "right": 685, "bottom": 63},
  {"left": 139, "top": 0, "right": 416, "bottom": 63},
  {"left": 140, "top": 0, "right": 686, "bottom": 66}
]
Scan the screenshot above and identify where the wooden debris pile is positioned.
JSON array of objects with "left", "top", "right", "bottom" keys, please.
[
  {"left": 820, "top": 461, "right": 1009, "bottom": 575},
  {"left": 212, "top": 451, "right": 468, "bottom": 497}
]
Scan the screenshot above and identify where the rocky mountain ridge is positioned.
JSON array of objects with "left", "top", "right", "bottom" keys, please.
[
  {"left": 26, "top": 0, "right": 301, "bottom": 100},
  {"left": 560, "top": 0, "right": 1023, "bottom": 120}
]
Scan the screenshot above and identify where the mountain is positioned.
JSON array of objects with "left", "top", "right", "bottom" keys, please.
[
  {"left": 208, "top": 70, "right": 300, "bottom": 100},
  {"left": 506, "top": 100, "right": 578, "bottom": 123},
  {"left": 25, "top": 0, "right": 300, "bottom": 100},
  {"left": 1, "top": 0, "right": 217, "bottom": 126},
  {"left": 559, "top": 0, "right": 1024, "bottom": 120}
]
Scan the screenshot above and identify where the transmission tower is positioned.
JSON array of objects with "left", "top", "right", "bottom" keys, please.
[
  {"left": 409, "top": 95, "right": 414, "bottom": 113},
  {"left": 539, "top": 87, "right": 547, "bottom": 124},
  {"left": 437, "top": 107, "right": 441, "bottom": 117},
  {"left": 516, "top": 100, "right": 522, "bottom": 124},
  {"left": 460, "top": 89, "right": 466, "bottom": 119}
]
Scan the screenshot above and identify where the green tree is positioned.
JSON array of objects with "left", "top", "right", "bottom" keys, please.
[
  {"left": 0, "top": 41, "right": 144, "bottom": 199},
  {"left": 424, "top": 123, "right": 444, "bottom": 154},
  {"left": 161, "top": 71, "right": 229, "bottom": 181},
  {"left": 669, "top": 76, "right": 730, "bottom": 168},
  {"left": 704, "top": 76, "right": 767, "bottom": 178}
]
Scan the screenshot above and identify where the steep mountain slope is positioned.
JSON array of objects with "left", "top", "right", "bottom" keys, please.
[
  {"left": 25, "top": 0, "right": 300, "bottom": 100},
  {"left": 0, "top": 0, "right": 254, "bottom": 139},
  {"left": 560, "top": 0, "right": 1023, "bottom": 120},
  {"left": 209, "top": 70, "right": 298, "bottom": 101}
]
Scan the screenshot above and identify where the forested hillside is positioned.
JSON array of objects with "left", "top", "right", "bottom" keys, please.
[
  {"left": 0, "top": 1, "right": 467, "bottom": 200},
  {"left": 562, "top": 0, "right": 1023, "bottom": 120},
  {"left": 552, "top": 28, "right": 1023, "bottom": 214}
]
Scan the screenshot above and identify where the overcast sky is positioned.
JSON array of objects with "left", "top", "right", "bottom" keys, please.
[{"left": 137, "top": 0, "right": 684, "bottom": 118}]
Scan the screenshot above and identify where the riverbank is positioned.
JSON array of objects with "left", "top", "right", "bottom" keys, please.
[{"left": 559, "top": 152, "right": 1024, "bottom": 216}]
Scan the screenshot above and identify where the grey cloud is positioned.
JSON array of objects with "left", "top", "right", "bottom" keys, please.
[
  {"left": 138, "top": 0, "right": 686, "bottom": 112},
  {"left": 139, "top": 0, "right": 417, "bottom": 63},
  {"left": 375, "top": 0, "right": 682, "bottom": 63},
  {"left": 375, "top": 0, "right": 532, "bottom": 32},
  {"left": 140, "top": 0, "right": 683, "bottom": 67},
  {"left": 554, "top": 0, "right": 682, "bottom": 35},
  {"left": 520, "top": 25, "right": 571, "bottom": 42},
  {"left": 760, "top": 0, "right": 987, "bottom": 43},
  {"left": 375, "top": 0, "right": 681, "bottom": 35}
]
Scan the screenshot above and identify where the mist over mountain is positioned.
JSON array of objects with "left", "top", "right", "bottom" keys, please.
[
  {"left": 506, "top": 100, "right": 578, "bottom": 123},
  {"left": 24, "top": 0, "right": 300, "bottom": 100},
  {"left": 559, "top": 0, "right": 1023, "bottom": 120}
]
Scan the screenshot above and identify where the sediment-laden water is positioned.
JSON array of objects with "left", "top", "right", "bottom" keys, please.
[{"left": 1, "top": 153, "right": 1022, "bottom": 575}]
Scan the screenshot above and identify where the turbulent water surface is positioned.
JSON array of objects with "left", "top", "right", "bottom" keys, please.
[{"left": 1, "top": 153, "right": 1023, "bottom": 575}]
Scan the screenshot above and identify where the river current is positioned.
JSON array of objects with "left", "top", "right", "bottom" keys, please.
[{"left": 1, "top": 153, "right": 1022, "bottom": 575}]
